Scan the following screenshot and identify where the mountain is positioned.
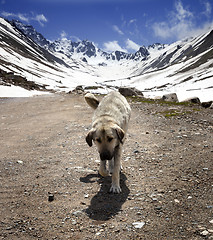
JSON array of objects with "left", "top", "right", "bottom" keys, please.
[
  {"left": 10, "top": 19, "right": 50, "bottom": 49},
  {"left": 0, "top": 17, "right": 212, "bottom": 101},
  {"left": 11, "top": 19, "right": 152, "bottom": 64},
  {"left": 47, "top": 39, "right": 152, "bottom": 63},
  {"left": 130, "top": 30, "right": 213, "bottom": 76},
  {"left": 107, "top": 30, "right": 213, "bottom": 102},
  {"left": 0, "top": 17, "right": 101, "bottom": 96}
]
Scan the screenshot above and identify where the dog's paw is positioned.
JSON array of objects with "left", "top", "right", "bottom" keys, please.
[
  {"left": 99, "top": 169, "right": 109, "bottom": 177},
  {"left": 110, "top": 184, "right": 121, "bottom": 194}
]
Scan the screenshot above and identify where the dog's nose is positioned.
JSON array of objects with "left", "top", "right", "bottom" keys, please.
[{"left": 100, "top": 151, "right": 112, "bottom": 161}]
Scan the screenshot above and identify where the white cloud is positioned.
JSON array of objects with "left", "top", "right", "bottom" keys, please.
[
  {"left": 70, "top": 35, "right": 81, "bottom": 42},
  {"left": 173, "top": 0, "right": 193, "bottom": 21},
  {"left": 1, "top": 11, "right": 48, "bottom": 26},
  {"left": 59, "top": 31, "right": 81, "bottom": 41},
  {"left": 103, "top": 41, "right": 127, "bottom": 53},
  {"left": 112, "top": 25, "right": 124, "bottom": 35},
  {"left": 18, "top": 14, "right": 30, "bottom": 23},
  {"left": 1, "top": 11, "right": 28, "bottom": 21},
  {"left": 60, "top": 30, "right": 67, "bottom": 39},
  {"left": 125, "top": 39, "right": 140, "bottom": 51},
  {"left": 202, "top": 1, "right": 211, "bottom": 18},
  {"left": 153, "top": 22, "right": 170, "bottom": 39},
  {"left": 33, "top": 14, "right": 47, "bottom": 26},
  {"left": 129, "top": 19, "right": 137, "bottom": 24},
  {"left": 152, "top": 0, "right": 213, "bottom": 41}
]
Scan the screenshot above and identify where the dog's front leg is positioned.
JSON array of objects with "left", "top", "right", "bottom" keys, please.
[
  {"left": 108, "top": 158, "right": 114, "bottom": 175},
  {"left": 110, "top": 146, "right": 122, "bottom": 193},
  {"left": 99, "top": 160, "right": 109, "bottom": 177}
]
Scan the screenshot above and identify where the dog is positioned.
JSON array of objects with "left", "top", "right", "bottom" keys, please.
[{"left": 85, "top": 91, "right": 131, "bottom": 193}]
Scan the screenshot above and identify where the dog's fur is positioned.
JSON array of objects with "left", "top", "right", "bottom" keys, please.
[{"left": 85, "top": 91, "right": 131, "bottom": 193}]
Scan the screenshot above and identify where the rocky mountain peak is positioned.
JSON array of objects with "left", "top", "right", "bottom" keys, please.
[
  {"left": 10, "top": 19, "right": 50, "bottom": 48},
  {"left": 148, "top": 43, "right": 166, "bottom": 51},
  {"left": 7, "top": 19, "right": 155, "bottom": 64}
]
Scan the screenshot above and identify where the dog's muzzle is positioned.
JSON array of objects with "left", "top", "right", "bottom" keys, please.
[{"left": 100, "top": 151, "right": 113, "bottom": 161}]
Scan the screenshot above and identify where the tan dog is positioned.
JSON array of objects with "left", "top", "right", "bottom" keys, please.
[{"left": 85, "top": 91, "right": 131, "bottom": 193}]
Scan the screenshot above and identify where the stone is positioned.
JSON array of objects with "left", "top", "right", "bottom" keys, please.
[
  {"left": 71, "top": 220, "right": 77, "bottom": 225},
  {"left": 72, "top": 210, "right": 83, "bottom": 217},
  {"left": 200, "top": 230, "right": 209, "bottom": 236},
  {"left": 48, "top": 194, "right": 54, "bottom": 202},
  {"left": 185, "top": 97, "right": 201, "bottom": 104},
  {"left": 155, "top": 206, "right": 162, "bottom": 211},
  {"left": 133, "top": 150, "right": 139, "bottom": 153},
  {"left": 162, "top": 93, "right": 178, "bottom": 102},
  {"left": 71, "top": 85, "right": 84, "bottom": 94},
  {"left": 190, "top": 97, "right": 201, "bottom": 104},
  {"left": 132, "top": 222, "right": 145, "bottom": 229},
  {"left": 119, "top": 87, "right": 143, "bottom": 97},
  {"left": 201, "top": 101, "right": 213, "bottom": 108}
]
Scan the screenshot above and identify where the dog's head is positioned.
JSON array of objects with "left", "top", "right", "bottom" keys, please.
[{"left": 86, "top": 125, "right": 125, "bottom": 161}]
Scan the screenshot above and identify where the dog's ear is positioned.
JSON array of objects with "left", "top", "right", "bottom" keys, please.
[
  {"left": 115, "top": 126, "right": 125, "bottom": 144},
  {"left": 86, "top": 129, "right": 95, "bottom": 147}
]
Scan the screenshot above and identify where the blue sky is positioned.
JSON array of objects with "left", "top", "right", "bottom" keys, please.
[{"left": 1, "top": 0, "right": 213, "bottom": 52}]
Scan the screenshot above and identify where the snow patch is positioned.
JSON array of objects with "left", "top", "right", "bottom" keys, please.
[{"left": 0, "top": 85, "right": 50, "bottom": 97}]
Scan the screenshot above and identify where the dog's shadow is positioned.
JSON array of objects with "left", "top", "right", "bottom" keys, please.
[{"left": 80, "top": 172, "right": 130, "bottom": 221}]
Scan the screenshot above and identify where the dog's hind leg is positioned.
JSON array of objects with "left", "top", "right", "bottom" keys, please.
[{"left": 110, "top": 146, "right": 122, "bottom": 193}]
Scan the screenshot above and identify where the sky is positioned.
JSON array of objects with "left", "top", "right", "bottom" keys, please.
[{"left": 1, "top": 0, "right": 213, "bottom": 53}]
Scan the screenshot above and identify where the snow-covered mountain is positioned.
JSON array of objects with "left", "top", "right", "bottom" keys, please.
[
  {"left": 11, "top": 19, "right": 153, "bottom": 64},
  {"left": 0, "top": 18, "right": 104, "bottom": 96},
  {"left": 105, "top": 31, "right": 213, "bottom": 102},
  {"left": 10, "top": 19, "right": 50, "bottom": 49},
  {"left": 0, "top": 17, "right": 212, "bottom": 101}
]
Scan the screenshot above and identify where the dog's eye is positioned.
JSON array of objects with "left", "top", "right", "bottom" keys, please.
[
  {"left": 96, "top": 138, "right": 101, "bottom": 143},
  {"left": 107, "top": 137, "right": 113, "bottom": 142}
]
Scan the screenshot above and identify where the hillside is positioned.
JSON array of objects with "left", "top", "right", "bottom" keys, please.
[{"left": 0, "top": 17, "right": 212, "bottom": 101}]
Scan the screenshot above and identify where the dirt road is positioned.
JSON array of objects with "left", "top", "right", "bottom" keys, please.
[{"left": 0, "top": 93, "right": 212, "bottom": 239}]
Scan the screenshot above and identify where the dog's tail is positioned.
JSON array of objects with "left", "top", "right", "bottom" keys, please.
[{"left": 84, "top": 93, "right": 99, "bottom": 109}]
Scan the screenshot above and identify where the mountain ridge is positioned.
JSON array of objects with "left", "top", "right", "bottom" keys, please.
[
  {"left": 10, "top": 19, "right": 165, "bottom": 64},
  {"left": 0, "top": 17, "right": 212, "bottom": 101}
]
